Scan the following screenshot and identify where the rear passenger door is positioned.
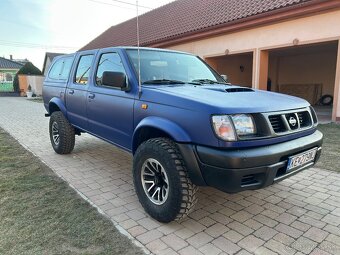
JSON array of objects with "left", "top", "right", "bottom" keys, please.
[
  {"left": 86, "top": 50, "right": 134, "bottom": 150},
  {"left": 66, "top": 52, "right": 95, "bottom": 130}
]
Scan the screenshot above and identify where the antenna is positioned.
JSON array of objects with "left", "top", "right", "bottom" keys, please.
[{"left": 136, "top": 0, "right": 142, "bottom": 98}]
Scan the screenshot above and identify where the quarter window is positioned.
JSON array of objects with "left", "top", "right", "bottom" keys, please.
[
  {"left": 96, "top": 52, "right": 126, "bottom": 86},
  {"left": 48, "top": 59, "right": 63, "bottom": 80},
  {"left": 75, "top": 55, "right": 94, "bottom": 84}
]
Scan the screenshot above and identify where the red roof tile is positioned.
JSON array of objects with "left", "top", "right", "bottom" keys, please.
[{"left": 81, "top": 0, "right": 314, "bottom": 50}]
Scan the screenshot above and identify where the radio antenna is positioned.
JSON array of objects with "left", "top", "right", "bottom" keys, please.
[{"left": 136, "top": 0, "right": 142, "bottom": 98}]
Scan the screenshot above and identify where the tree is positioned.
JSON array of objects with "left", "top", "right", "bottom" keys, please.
[{"left": 13, "top": 62, "right": 42, "bottom": 92}]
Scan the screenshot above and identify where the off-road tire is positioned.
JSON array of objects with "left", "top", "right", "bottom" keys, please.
[
  {"left": 133, "top": 138, "right": 198, "bottom": 223},
  {"left": 49, "top": 111, "right": 75, "bottom": 154}
]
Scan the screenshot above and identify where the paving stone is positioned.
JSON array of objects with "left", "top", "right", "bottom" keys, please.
[
  {"left": 264, "top": 239, "right": 296, "bottom": 255},
  {"left": 230, "top": 211, "right": 253, "bottom": 223},
  {"left": 322, "top": 214, "right": 340, "bottom": 226},
  {"left": 303, "top": 227, "right": 329, "bottom": 242},
  {"left": 254, "top": 246, "right": 278, "bottom": 255},
  {"left": 243, "top": 219, "right": 263, "bottom": 230},
  {"left": 254, "top": 226, "right": 278, "bottom": 241},
  {"left": 179, "top": 246, "right": 204, "bottom": 255},
  {"left": 161, "top": 234, "right": 188, "bottom": 251},
  {"left": 309, "top": 248, "right": 332, "bottom": 255},
  {"left": 146, "top": 239, "right": 168, "bottom": 254},
  {"left": 273, "top": 233, "right": 295, "bottom": 246},
  {"left": 228, "top": 221, "right": 254, "bottom": 236},
  {"left": 181, "top": 219, "right": 206, "bottom": 234},
  {"left": 291, "top": 236, "right": 318, "bottom": 254},
  {"left": 326, "top": 233, "right": 340, "bottom": 246},
  {"left": 275, "top": 212, "right": 297, "bottom": 225},
  {"left": 223, "top": 230, "right": 244, "bottom": 243},
  {"left": 199, "top": 243, "right": 222, "bottom": 255},
  {"left": 238, "top": 235, "right": 264, "bottom": 253},
  {"left": 136, "top": 229, "right": 163, "bottom": 245},
  {"left": 275, "top": 223, "right": 303, "bottom": 238},
  {"left": 187, "top": 232, "right": 213, "bottom": 248},
  {"left": 290, "top": 220, "right": 311, "bottom": 232},
  {"left": 212, "top": 236, "right": 241, "bottom": 254},
  {"left": 204, "top": 222, "right": 229, "bottom": 238},
  {"left": 253, "top": 214, "right": 278, "bottom": 228}
]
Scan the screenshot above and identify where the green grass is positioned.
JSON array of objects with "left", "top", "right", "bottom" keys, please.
[
  {"left": 315, "top": 123, "right": 340, "bottom": 172},
  {"left": 0, "top": 128, "right": 143, "bottom": 255}
]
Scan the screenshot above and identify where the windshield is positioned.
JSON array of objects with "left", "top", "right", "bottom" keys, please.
[{"left": 126, "top": 49, "right": 225, "bottom": 85}]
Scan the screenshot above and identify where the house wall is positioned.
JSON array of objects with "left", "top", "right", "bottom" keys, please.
[
  {"left": 18, "top": 75, "right": 44, "bottom": 96},
  {"left": 268, "top": 50, "right": 337, "bottom": 96},
  {"left": 166, "top": 9, "right": 340, "bottom": 121},
  {"left": 208, "top": 54, "right": 253, "bottom": 87}
]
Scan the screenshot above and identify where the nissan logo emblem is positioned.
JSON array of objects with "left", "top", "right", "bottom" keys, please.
[{"left": 289, "top": 116, "right": 297, "bottom": 127}]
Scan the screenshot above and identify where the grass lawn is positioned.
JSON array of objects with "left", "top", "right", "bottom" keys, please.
[
  {"left": 0, "top": 128, "right": 143, "bottom": 255},
  {"left": 316, "top": 123, "right": 340, "bottom": 172}
]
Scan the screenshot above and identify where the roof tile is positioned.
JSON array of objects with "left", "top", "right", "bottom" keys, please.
[{"left": 81, "top": 0, "right": 313, "bottom": 50}]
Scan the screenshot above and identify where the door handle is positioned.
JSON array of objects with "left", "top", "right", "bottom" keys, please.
[
  {"left": 68, "top": 89, "right": 74, "bottom": 95},
  {"left": 88, "top": 93, "right": 95, "bottom": 99}
]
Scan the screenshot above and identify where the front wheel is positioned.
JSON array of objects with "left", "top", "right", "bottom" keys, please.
[
  {"left": 49, "top": 111, "right": 75, "bottom": 154},
  {"left": 133, "top": 138, "right": 198, "bottom": 223}
]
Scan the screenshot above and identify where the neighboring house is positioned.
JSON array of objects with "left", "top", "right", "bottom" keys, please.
[
  {"left": 0, "top": 57, "right": 23, "bottom": 92},
  {"left": 81, "top": 0, "right": 340, "bottom": 122},
  {"left": 42, "top": 52, "right": 65, "bottom": 76}
]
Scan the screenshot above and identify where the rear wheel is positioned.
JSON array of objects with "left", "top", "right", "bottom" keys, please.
[
  {"left": 49, "top": 111, "right": 75, "bottom": 154},
  {"left": 133, "top": 138, "right": 198, "bottom": 222}
]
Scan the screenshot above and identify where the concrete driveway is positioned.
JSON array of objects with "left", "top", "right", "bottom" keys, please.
[{"left": 0, "top": 97, "right": 340, "bottom": 255}]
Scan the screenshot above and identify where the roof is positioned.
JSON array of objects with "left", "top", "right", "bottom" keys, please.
[
  {"left": 81, "top": 0, "right": 318, "bottom": 51},
  {"left": 0, "top": 57, "right": 23, "bottom": 69}
]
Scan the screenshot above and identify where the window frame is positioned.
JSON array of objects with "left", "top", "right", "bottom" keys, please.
[
  {"left": 94, "top": 51, "right": 128, "bottom": 90},
  {"left": 74, "top": 54, "right": 95, "bottom": 85}
]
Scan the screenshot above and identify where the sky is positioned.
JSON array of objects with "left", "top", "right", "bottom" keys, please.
[{"left": 0, "top": 0, "right": 174, "bottom": 71}]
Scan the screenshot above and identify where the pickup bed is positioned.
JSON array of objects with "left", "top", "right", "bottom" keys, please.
[{"left": 43, "top": 47, "right": 323, "bottom": 222}]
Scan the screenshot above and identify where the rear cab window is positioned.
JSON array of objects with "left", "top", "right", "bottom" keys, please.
[{"left": 74, "top": 55, "right": 94, "bottom": 85}]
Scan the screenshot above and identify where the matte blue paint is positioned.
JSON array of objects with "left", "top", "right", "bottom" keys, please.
[{"left": 43, "top": 47, "right": 315, "bottom": 153}]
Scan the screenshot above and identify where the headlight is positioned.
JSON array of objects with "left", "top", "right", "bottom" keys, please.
[
  {"left": 212, "top": 114, "right": 256, "bottom": 141},
  {"left": 211, "top": 115, "right": 236, "bottom": 141},
  {"left": 231, "top": 114, "right": 256, "bottom": 135}
]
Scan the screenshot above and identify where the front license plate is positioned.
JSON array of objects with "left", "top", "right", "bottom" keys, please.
[{"left": 287, "top": 148, "right": 317, "bottom": 172}]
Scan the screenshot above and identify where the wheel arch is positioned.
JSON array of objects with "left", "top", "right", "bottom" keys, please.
[
  {"left": 132, "top": 117, "right": 191, "bottom": 154},
  {"left": 48, "top": 97, "right": 67, "bottom": 116}
]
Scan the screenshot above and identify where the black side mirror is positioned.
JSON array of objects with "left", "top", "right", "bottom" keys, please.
[{"left": 102, "top": 71, "right": 129, "bottom": 91}]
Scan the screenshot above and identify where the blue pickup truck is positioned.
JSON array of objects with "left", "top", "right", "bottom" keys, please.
[{"left": 43, "top": 47, "right": 323, "bottom": 222}]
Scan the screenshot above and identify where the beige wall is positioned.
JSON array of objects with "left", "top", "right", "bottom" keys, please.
[
  {"left": 165, "top": 9, "right": 340, "bottom": 120},
  {"left": 18, "top": 74, "right": 44, "bottom": 96},
  {"left": 268, "top": 50, "right": 337, "bottom": 96},
  {"left": 207, "top": 54, "right": 253, "bottom": 87}
]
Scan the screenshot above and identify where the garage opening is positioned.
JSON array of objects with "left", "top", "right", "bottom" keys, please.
[
  {"left": 206, "top": 52, "right": 253, "bottom": 88},
  {"left": 268, "top": 41, "right": 338, "bottom": 123}
]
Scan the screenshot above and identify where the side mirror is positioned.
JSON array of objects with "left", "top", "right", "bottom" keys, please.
[
  {"left": 221, "top": 74, "right": 228, "bottom": 82},
  {"left": 102, "top": 71, "right": 129, "bottom": 91}
]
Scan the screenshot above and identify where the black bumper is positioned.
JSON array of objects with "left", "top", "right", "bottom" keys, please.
[{"left": 177, "top": 130, "right": 323, "bottom": 193}]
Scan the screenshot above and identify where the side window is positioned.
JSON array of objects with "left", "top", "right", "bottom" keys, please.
[
  {"left": 96, "top": 52, "right": 126, "bottom": 86},
  {"left": 48, "top": 59, "right": 63, "bottom": 80},
  {"left": 75, "top": 55, "right": 94, "bottom": 85},
  {"left": 59, "top": 57, "right": 73, "bottom": 80}
]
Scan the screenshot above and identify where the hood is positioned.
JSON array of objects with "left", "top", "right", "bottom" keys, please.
[{"left": 141, "top": 84, "right": 310, "bottom": 114}]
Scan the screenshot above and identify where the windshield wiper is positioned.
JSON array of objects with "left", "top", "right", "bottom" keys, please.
[
  {"left": 191, "top": 79, "right": 226, "bottom": 85},
  {"left": 142, "top": 79, "right": 186, "bottom": 85}
]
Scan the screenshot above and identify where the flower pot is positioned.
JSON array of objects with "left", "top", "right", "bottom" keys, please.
[{"left": 26, "top": 91, "right": 33, "bottom": 98}]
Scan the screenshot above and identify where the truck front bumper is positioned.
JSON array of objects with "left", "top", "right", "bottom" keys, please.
[{"left": 178, "top": 130, "right": 323, "bottom": 193}]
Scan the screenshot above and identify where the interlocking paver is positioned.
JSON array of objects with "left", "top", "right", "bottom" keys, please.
[{"left": 1, "top": 97, "right": 340, "bottom": 255}]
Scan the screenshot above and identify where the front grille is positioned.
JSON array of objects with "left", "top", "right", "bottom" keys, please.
[
  {"left": 268, "top": 115, "right": 286, "bottom": 133},
  {"left": 268, "top": 109, "right": 313, "bottom": 134},
  {"left": 297, "top": 111, "right": 312, "bottom": 128}
]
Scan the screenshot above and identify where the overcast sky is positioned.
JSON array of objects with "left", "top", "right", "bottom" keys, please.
[{"left": 0, "top": 0, "right": 174, "bottom": 70}]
